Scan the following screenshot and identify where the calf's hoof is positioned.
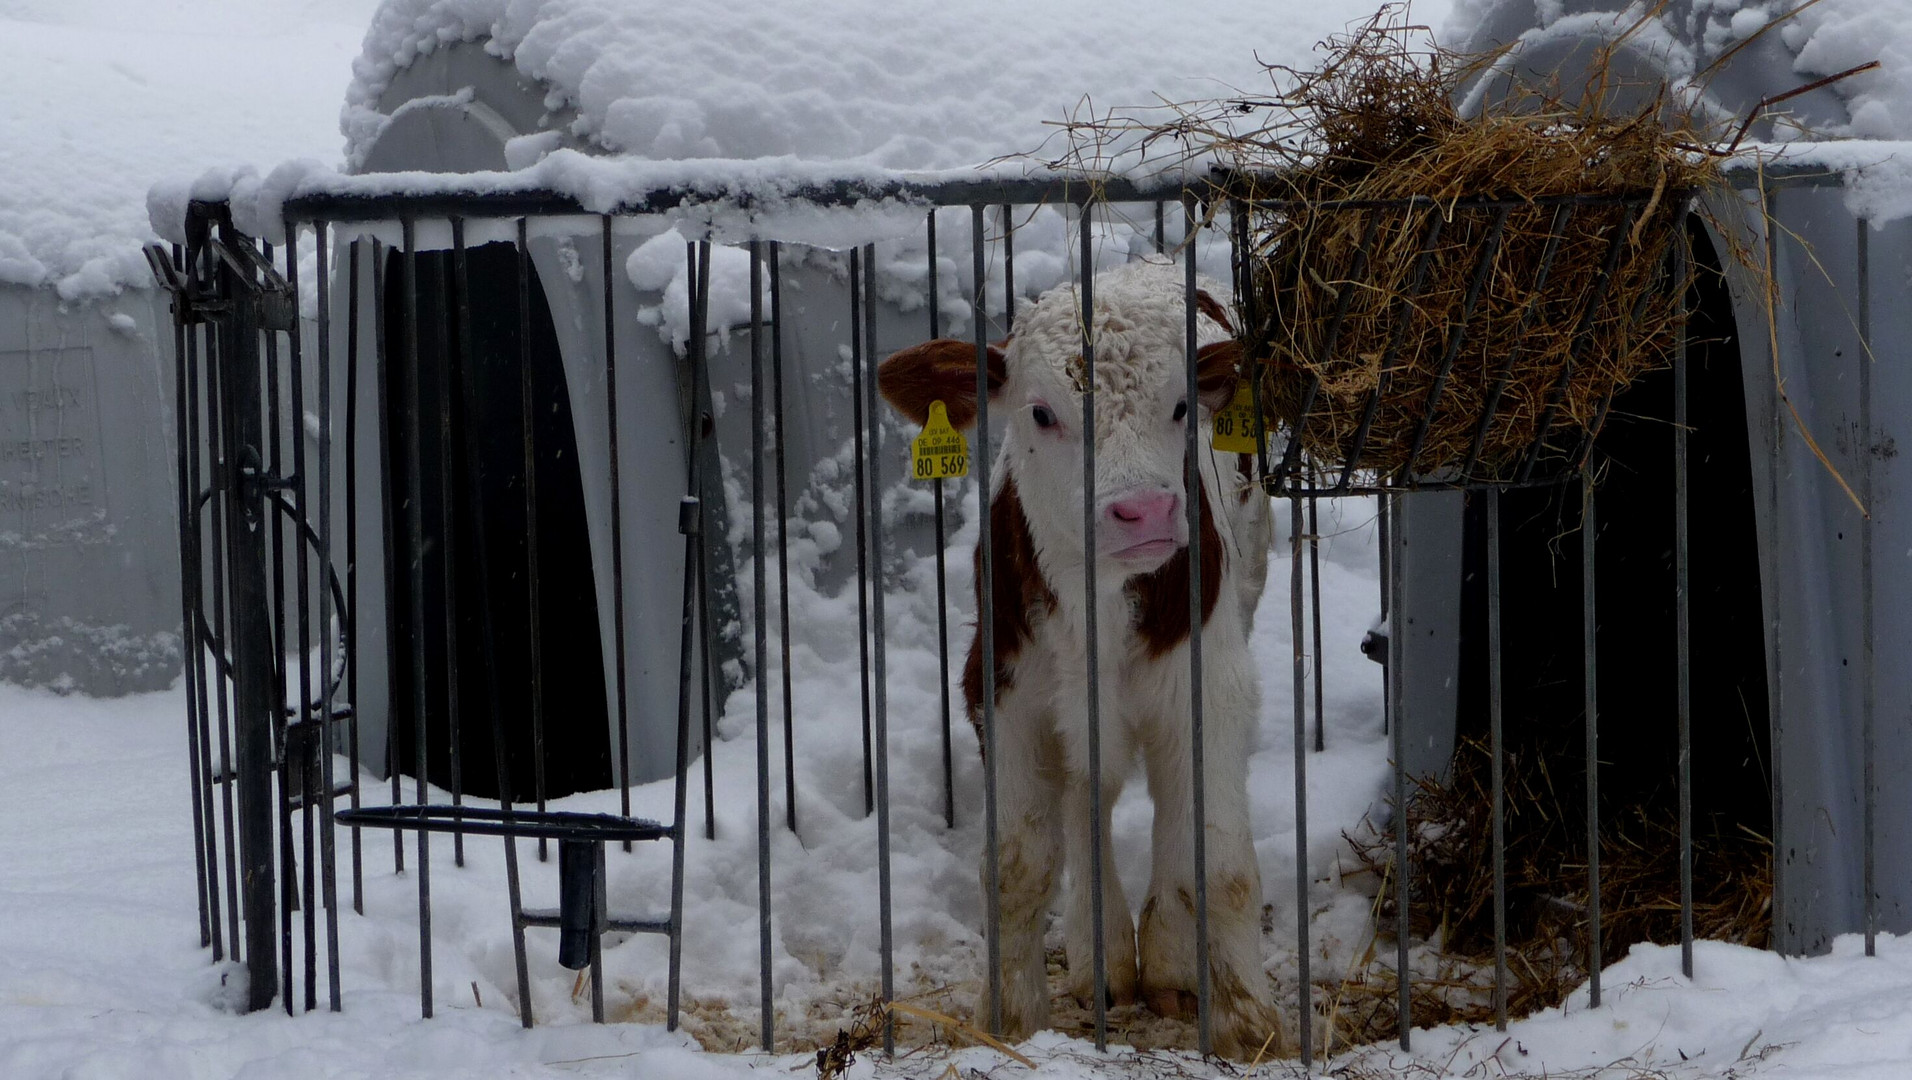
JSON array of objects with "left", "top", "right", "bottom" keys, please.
[
  {"left": 1212, "top": 990, "right": 1285, "bottom": 1062},
  {"left": 1144, "top": 987, "right": 1199, "bottom": 1021},
  {"left": 1069, "top": 958, "right": 1138, "bottom": 1010}
]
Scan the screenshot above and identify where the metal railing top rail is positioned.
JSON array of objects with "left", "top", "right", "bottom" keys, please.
[
  {"left": 276, "top": 173, "right": 1197, "bottom": 225},
  {"left": 269, "top": 157, "right": 1836, "bottom": 226}
]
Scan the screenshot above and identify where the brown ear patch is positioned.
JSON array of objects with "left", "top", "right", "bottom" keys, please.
[
  {"left": 1195, "top": 339, "right": 1243, "bottom": 414},
  {"left": 1194, "top": 289, "right": 1234, "bottom": 334},
  {"left": 877, "top": 338, "right": 1006, "bottom": 429}
]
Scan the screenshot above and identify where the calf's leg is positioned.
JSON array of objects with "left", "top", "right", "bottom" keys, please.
[
  {"left": 1061, "top": 762, "right": 1138, "bottom": 1008},
  {"left": 979, "top": 703, "right": 1064, "bottom": 1039},
  {"left": 1136, "top": 680, "right": 1281, "bottom": 1059}
]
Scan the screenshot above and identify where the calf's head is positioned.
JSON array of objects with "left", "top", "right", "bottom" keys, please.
[{"left": 879, "top": 267, "right": 1241, "bottom": 580}]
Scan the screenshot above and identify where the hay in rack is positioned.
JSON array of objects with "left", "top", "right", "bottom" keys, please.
[
  {"left": 1239, "top": 14, "right": 1725, "bottom": 480},
  {"left": 1050, "top": 7, "right": 1734, "bottom": 481}
]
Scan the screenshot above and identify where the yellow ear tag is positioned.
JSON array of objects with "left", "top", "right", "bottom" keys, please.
[
  {"left": 1209, "top": 381, "right": 1263, "bottom": 454},
  {"left": 910, "top": 400, "right": 970, "bottom": 481}
]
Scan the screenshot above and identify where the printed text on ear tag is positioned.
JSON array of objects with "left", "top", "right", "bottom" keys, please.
[
  {"left": 1209, "top": 381, "right": 1263, "bottom": 454},
  {"left": 911, "top": 400, "right": 969, "bottom": 481}
]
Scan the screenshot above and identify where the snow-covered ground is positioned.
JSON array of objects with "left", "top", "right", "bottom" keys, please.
[{"left": 9, "top": 497, "right": 1912, "bottom": 1080}]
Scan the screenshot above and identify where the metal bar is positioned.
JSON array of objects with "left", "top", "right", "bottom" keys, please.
[
  {"left": 441, "top": 229, "right": 466, "bottom": 872},
  {"left": 281, "top": 174, "right": 1692, "bottom": 227},
  {"left": 604, "top": 215, "right": 633, "bottom": 850},
  {"left": 214, "top": 214, "right": 281, "bottom": 1013},
  {"left": 1183, "top": 194, "right": 1213, "bottom": 1056},
  {"left": 264, "top": 236, "right": 297, "bottom": 1017},
  {"left": 452, "top": 216, "right": 535, "bottom": 1031},
  {"left": 201, "top": 260, "right": 244, "bottom": 961},
  {"left": 337, "top": 804, "right": 670, "bottom": 840},
  {"left": 188, "top": 281, "right": 235, "bottom": 961},
  {"left": 1238, "top": 199, "right": 1273, "bottom": 490},
  {"left": 1389, "top": 490, "right": 1408, "bottom": 1049},
  {"left": 866, "top": 245, "right": 897, "bottom": 1055},
  {"left": 1858, "top": 215, "right": 1876, "bottom": 958},
  {"left": 1154, "top": 199, "right": 1166, "bottom": 254},
  {"left": 692, "top": 242, "right": 718, "bottom": 843},
  {"left": 851, "top": 246, "right": 875, "bottom": 819},
  {"left": 1516, "top": 205, "right": 1638, "bottom": 484},
  {"left": 372, "top": 238, "right": 405, "bottom": 876},
  {"left": 752, "top": 239, "right": 776, "bottom": 1054},
  {"left": 771, "top": 240, "right": 797, "bottom": 835},
  {"left": 1673, "top": 210, "right": 1695, "bottom": 978},
  {"left": 929, "top": 213, "right": 954, "bottom": 829},
  {"left": 287, "top": 231, "right": 320, "bottom": 1015},
  {"left": 1001, "top": 204, "right": 1014, "bottom": 332},
  {"left": 1487, "top": 489, "right": 1507, "bottom": 1030},
  {"left": 669, "top": 490, "right": 699, "bottom": 1031},
  {"left": 304, "top": 220, "right": 344, "bottom": 1012},
  {"left": 974, "top": 204, "right": 1003, "bottom": 1037},
  {"left": 171, "top": 248, "right": 215, "bottom": 954},
  {"left": 345, "top": 237, "right": 364, "bottom": 915},
  {"left": 518, "top": 218, "right": 549, "bottom": 863},
  {"left": 401, "top": 218, "right": 435, "bottom": 1018},
  {"left": 1378, "top": 493, "right": 1390, "bottom": 737},
  {"left": 1266, "top": 474, "right": 1618, "bottom": 498},
  {"left": 1309, "top": 485, "right": 1325, "bottom": 753},
  {"left": 1079, "top": 206, "right": 1108, "bottom": 1053},
  {"left": 1290, "top": 494, "right": 1313, "bottom": 1068},
  {"left": 1278, "top": 211, "right": 1385, "bottom": 483},
  {"left": 1583, "top": 482, "right": 1601, "bottom": 1008},
  {"left": 1764, "top": 186, "right": 1786, "bottom": 937},
  {"left": 1461, "top": 204, "right": 1573, "bottom": 482},
  {"left": 1401, "top": 206, "right": 1511, "bottom": 479},
  {"left": 589, "top": 843, "right": 606, "bottom": 1023},
  {"left": 1338, "top": 212, "right": 1446, "bottom": 489}
]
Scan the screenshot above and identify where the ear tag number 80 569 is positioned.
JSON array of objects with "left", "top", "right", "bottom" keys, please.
[
  {"left": 911, "top": 400, "right": 969, "bottom": 481},
  {"left": 1209, "top": 381, "right": 1263, "bottom": 454}
]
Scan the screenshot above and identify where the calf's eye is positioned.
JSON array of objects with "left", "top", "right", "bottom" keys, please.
[
  {"left": 1172, "top": 400, "right": 1188, "bottom": 422},
  {"left": 1032, "top": 404, "right": 1057, "bottom": 429}
]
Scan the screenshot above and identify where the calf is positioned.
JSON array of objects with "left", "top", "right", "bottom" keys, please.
[{"left": 878, "top": 261, "right": 1278, "bottom": 1057}]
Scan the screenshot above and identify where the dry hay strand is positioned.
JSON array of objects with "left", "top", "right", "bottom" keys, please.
[
  {"left": 1336, "top": 736, "right": 1771, "bottom": 1044},
  {"left": 1229, "top": 11, "right": 1730, "bottom": 479}
]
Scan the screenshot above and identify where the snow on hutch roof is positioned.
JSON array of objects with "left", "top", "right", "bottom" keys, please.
[
  {"left": 1444, "top": 0, "right": 1912, "bottom": 142},
  {"left": 340, "top": 0, "right": 1374, "bottom": 172},
  {"left": 0, "top": 0, "right": 381, "bottom": 299}
]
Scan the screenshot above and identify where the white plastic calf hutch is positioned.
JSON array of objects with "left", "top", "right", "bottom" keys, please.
[
  {"left": 0, "top": 253, "right": 182, "bottom": 694},
  {"left": 1390, "top": 0, "right": 1912, "bottom": 959}
]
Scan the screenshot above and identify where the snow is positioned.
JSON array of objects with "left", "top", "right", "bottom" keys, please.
[
  {"left": 1441, "top": 0, "right": 1912, "bottom": 143},
  {"left": 340, "top": 0, "right": 1395, "bottom": 173},
  {"left": 1786, "top": 0, "right": 1912, "bottom": 140},
  {"left": 0, "top": 490, "right": 1395, "bottom": 1079},
  {"left": 0, "top": 0, "right": 383, "bottom": 298},
  {"left": 11, "top": 0, "right": 1453, "bottom": 300},
  {"left": 15, "top": 498, "right": 1912, "bottom": 1078}
]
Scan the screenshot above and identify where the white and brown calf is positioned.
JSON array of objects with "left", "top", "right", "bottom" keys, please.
[{"left": 878, "top": 262, "right": 1277, "bottom": 1057}]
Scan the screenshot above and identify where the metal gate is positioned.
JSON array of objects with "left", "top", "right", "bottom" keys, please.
[{"left": 149, "top": 166, "right": 1849, "bottom": 1065}]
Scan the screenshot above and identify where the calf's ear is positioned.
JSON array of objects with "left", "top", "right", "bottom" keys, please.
[
  {"left": 1194, "top": 288, "right": 1235, "bottom": 333},
  {"left": 877, "top": 338, "right": 1007, "bottom": 429},
  {"left": 1194, "top": 339, "right": 1244, "bottom": 413}
]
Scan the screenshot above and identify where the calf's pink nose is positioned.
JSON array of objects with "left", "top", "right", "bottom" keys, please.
[{"left": 1107, "top": 490, "right": 1179, "bottom": 531}]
